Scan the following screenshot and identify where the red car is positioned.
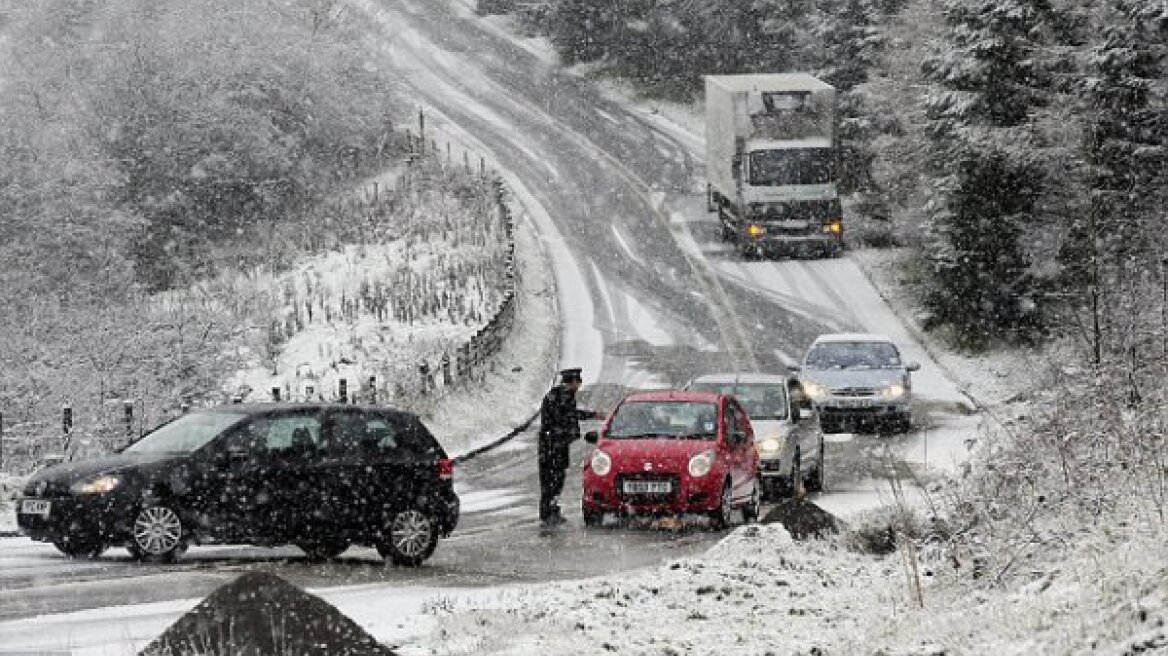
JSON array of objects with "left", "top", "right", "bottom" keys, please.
[{"left": 581, "top": 390, "right": 760, "bottom": 528}]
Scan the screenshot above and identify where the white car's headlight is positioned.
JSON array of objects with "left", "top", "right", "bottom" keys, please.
[
  {"left": 802, "top": 382, "right": 828, "bottom": 400},
  {"left": 590, "top": 450, "right": 612, "bottom": 476},
  {"left": 758, "top": 438, "right": 783, "bottom": 454},
  {"left": 882, "top": 384, "right": 906, "bottom": 399},
  {"left": 688, "top": 450, "right": 715, "bottom": 478},
  {"left": 71, "top": 475, "right": 121, "bottom": 495}
]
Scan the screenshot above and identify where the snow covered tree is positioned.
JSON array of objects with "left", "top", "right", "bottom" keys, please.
[
  {"left": 922, "top": 148, "right": 1045, "bottom": 347},
  {"left": 812, "top": 0, "right": 887, "bottom": 194},
  {"left": 919, "top": 0, "right": 1058, "bottom": 346},
  {"left": 922, "top": 0, "right": 1055, "bottom": 133},
  {"left": 1059, "top": 0, "right": 1167, "bottom": 367},
  {"left": 548, "top": 0, "right": 623, "bottom": 64}
]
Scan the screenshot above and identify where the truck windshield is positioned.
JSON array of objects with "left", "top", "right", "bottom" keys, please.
[{"left": 749, "top": 148, "right": 835, "bottom": 186}]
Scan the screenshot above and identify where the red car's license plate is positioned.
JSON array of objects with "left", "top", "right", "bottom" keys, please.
[{"left": 623, "top": 481, "right": 671, "bottom": 494}]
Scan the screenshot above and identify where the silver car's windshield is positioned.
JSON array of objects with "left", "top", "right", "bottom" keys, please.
[
  {"left": 607, "top": 401, "right": 719, "bottom": 440},
  {"left": 688, "top": 383, "right": 787, "bottom": 420},
  {"left": 805, "top": 341, "right": 902, "bottom": 370},
  {"left": 124, "top": 412, "right": 247, "bottom": 454}
]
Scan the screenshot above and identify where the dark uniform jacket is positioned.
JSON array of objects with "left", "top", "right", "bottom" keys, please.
[{"left": 538, "top": 385, "right": 595, "bottom": 470}]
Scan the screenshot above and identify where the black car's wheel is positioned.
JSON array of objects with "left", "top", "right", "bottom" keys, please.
[
  {"left": 741, "top": 483, "right": 760, "bottom": 524},
  {"left": 128, "top": 504, "right": 187, "bottom": 563},
  {"left": 53, "top": 536, "right": 106, "bottom": 559},
  {"left": 297, "top": 539, "right": 350, "bottom": 562},
  {"left": 708, "top": 480, "right": 734, "bottom": 530},
  {"left": 377, "top": 508, "right": 438, "bottom": 567}
]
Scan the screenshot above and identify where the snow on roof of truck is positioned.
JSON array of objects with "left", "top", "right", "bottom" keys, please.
[{"left": 705, "top": 73, "right": 834, "bottom": 93}]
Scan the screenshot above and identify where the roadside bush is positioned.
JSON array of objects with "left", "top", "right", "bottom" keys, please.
[{"left": 936, "top": 353, "right": 1167, "bottom": 587}]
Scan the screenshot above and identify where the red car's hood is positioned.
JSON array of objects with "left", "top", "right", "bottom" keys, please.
[{"left": 597, "top": 438, "right": 716, "bottom": 473}]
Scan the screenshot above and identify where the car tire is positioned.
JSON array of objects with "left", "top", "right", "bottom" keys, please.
[
  {"left": 806, "top": 442, "right": 826, "bottom": 493},
  {"left": 741, "top": 484, "right": 760, "bottom": 524},
  {"left": 708, "top": 480, "right": 734, "bottom": 530},
  {"left": 789, "top": 448, "right": 805, "bottom": 498},
  {"left": 760, "top": 478, "right": 778, "bottom": 502},
  {"left": 53, "top": 536, "right": 106, "bottom": 559},
  {"left": 582, "top": 507, "right": 604, "bottom": 528},
  {"left": 297, "top": 539, "right": 350, "bottom": 562},
  {"left": 377, "top": 508, "right": 439, "bottom": 567},
  {"left": 128, "top": 503, "right": 187, "bottom": 563}
]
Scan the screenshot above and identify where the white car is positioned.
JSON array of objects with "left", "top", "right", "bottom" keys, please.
[
  {"left": 686, "top": 373, "right": 824, "bottom": 499},
  {"left": 793, "top": 333, "right": 920, "bottom": 434}
]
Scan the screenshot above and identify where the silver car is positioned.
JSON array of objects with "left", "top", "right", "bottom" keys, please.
[
  {"left": 793, "top": 333, "right": 920, "bottom": 434},
  {"left": 686, "top": 373, "right": 824, "bottom": 500}
]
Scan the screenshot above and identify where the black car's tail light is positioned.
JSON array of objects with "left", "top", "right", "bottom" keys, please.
[{"left": 438, "top": 458, "right": 454, "bottom": 481}]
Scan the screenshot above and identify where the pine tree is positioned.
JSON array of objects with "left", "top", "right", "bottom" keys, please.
[
  {"left": 922, "top": 0, "right": 1055, "bottom": 132},
  {"left": 548, "top": 0, "right": 622, "bottom": 65},
  {"left": 923, "top": 148, "right": 1044, "bottom": 347},
  {"left": 1059, "top": 0, "right": 1167, "bottom": 365},
  {"left": 919, "top": 0, "right": 1057, "bottom": 347}
]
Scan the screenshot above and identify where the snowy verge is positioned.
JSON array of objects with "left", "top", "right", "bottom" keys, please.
[{"left": 413, "top": 204, "right": 560, "bottom": 458}]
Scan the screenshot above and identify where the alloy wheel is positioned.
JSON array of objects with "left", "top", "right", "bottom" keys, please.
[
  {"left": 132, "top": 506, "right": 183, "bottom": 556},
  {"left": 391, "top": 510, "right": 434, "bottom": 559}
]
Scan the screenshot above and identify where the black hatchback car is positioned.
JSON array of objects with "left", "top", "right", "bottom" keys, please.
[{"left": 16, "top": 403, "right": 460, "bottom": 565}]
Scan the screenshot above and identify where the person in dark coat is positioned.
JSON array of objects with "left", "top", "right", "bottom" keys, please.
[{"left": 538, "top": 368, "right": 603, "bottom": 525}]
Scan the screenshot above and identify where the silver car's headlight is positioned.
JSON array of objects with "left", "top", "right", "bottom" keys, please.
[
  {"left": 881, "top": 384, "right": 906, "bottom": 399},
  {"left": 758, "top": 438, "right": 783, "bottom": 454},
  {"left": 71, "top": 475, "right": 121, "bottom": 495},
  {"left": 802, "top": 382, "right": 828, "bottom": 400},
  {"left": 590, "top": 450, "right": 612, "bottom": 476}
]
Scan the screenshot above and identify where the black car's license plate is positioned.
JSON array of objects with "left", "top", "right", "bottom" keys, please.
[{"left": 19, "top": 499, "right": 51, "bottom": 516}]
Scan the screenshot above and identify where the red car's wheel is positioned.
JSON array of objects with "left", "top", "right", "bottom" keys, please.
[{"left": 708, "top": 480, "right": 733, "bottom": 530}]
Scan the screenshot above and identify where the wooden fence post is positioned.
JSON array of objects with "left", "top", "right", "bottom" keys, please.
[
  {"left": 124, "top": 401, "right": 134, "bottom": 438},
  {"left": 368, "top": 376, "right": 378, "bottom": 404},
  {"left": 62, "top": 405, "right": 73, "bottom": 457},
  {"left": 339, "top": 379, "right": 348, "bottom": 404}
]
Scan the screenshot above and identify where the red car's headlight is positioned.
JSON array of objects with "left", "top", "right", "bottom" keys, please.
[
  {"left": 688, "top": 450, "right": 715, "bottom": 478},
  {"left": 590, "top": 450, "right": 612, "bottom": 476}
]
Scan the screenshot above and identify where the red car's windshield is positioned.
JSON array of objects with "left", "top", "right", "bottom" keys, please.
[{"left": 606, "top": 401, "right": 718, "bottom": 440}]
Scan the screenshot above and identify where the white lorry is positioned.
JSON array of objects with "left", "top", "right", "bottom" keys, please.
[{"left": 705, "top": 74, "right": 843, "bottom": 258}]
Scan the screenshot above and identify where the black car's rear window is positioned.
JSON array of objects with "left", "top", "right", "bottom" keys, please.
[{"left": 321, "top": 410, "right": 446, "bottom": 458}]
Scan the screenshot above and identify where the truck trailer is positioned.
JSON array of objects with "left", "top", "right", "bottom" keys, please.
[{"left": 705, "top": 74, "right": 843, "bottom": 259}]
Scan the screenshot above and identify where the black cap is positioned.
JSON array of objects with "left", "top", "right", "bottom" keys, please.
[{"left": 560, "top": 368, "right": 583, "bottom": 382}]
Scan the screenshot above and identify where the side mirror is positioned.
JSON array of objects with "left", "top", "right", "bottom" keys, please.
[
  {"left": 732, "top": 430, "right": 747, "bottom": 445},
  {"left": 584, "top": 430, "right": 599, "bottom": 445},
  {"left": 906, "top": 362, "right": 921, "bottom": 372}
]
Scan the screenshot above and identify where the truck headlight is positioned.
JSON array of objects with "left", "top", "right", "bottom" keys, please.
[
  {"left": 688, "top": 450, "right": 716, "bottom": 478},
  {"left": 882, "top": 384, "right": 906, "bottom": 399},
  {"left": 590, "top": 450, "right": 612, "bottom": 476},
  {"left": 802, "top": 382, "right": 828, "bottom": 400},
  {"left": 747, "top": 224, "right": 767, "bottom": 238},
  {"left": 71, "top": 475, "right": 121, "bottom": 495},
  {"left": 823, "top": 222, "right": 843, "bottom": 234},
  {"left": 758, "top": 438, "right": 783, "bottom": 454}
]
